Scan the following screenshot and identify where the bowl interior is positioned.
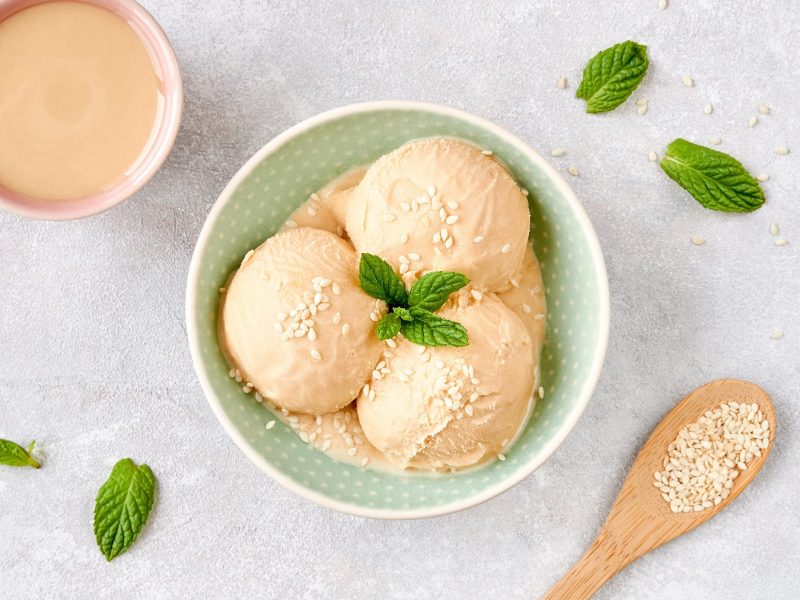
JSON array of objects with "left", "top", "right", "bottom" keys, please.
[
  {"left": 0, "top": 0, "right": 182, "bottom": 220},
  {"left": 188, "top": 105, "right": 607, "bottom": 517}
]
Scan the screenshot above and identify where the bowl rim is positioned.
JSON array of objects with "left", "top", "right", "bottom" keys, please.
[
  {"left": 0, "top": 0, "right": 183, "bottom": 220},
  {"left": 185, "top": 100, "right": 610, "bottom": 519}
]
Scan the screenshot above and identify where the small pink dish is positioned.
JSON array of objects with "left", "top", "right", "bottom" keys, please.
[{"left": 0, "top": 0, "right": 182, "bottom": 220}]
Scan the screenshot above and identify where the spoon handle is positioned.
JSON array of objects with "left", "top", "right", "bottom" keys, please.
[{"left": 542, "top": 533, "right": 621, "bottom": 600}]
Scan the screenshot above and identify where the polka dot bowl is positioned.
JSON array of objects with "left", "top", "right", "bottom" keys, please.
[{"left": 186, "top": 101, "right": 609, "bottom": 519}]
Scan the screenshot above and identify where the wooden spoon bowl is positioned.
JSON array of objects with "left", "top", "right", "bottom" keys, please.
[{"left": 544, "top": 379, "right": 776, "bottom": 599}]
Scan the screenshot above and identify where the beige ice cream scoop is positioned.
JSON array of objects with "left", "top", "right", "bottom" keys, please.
[
  {"left": 357, "top": 293, "right": 536, "bottom": 471},
  {"left": 345, "top": 138, "right": 530, "bottom": 291},
  {"left": 221, "top": 228, "right": 384, "bottom": 414}
]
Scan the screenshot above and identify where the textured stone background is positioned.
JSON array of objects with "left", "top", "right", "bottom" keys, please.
[{"left": 1, "top": 1, "right": 798, "bottom": 598}]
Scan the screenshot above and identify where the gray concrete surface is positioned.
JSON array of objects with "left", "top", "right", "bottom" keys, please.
[{"left": 1, "top": 1, "right": 798, "bottom": 598}]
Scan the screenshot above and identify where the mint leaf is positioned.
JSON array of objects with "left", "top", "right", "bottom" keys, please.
[
  {"left": 358, "top": 253, "right": 407, "bottom": 306},
  {"left": 0, "top": 438, "right": 40, "bottom": 468},
  {"left": 407, "top": 271, "right": 470, "bottom": 312},
  {"left": 94, "top": 459, "right": 156, "bottom": 562},
  {"left": 376, "top": 313, "right": 401, "bottom": 339},
  {"left": 393, "top": 307, "right": 414, "bottom": 322},
  {"left": 576, "top": 40, "right": 649, "bottom": 113},
  {"left": 401, "top": 308, "right": 469, "bottom": 347},
  {"left": 660, "top": 139, "right": 765, "bottom": 212}
]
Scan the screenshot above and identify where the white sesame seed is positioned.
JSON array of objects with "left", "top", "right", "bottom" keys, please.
[
  {"left": 774, "top": 239, "right": 788, "bottom": 246},
  {"left": 427, "top": 185, "right": 436, "bottom": 197},
  {"left": 637, "top": 104, "right": 648, "bottom": 115},
  {"left": 332, "top": 312, "right": 341, "bottom": 324},
  {"left": 473, "top": 235, "right": 485, "bottom": 244},
  {"left": 756, "top": 173, "right": 769, "bottom": 182},
  {"left": 360, "top": 457, "right": 369, "bottom": 467},
  {"left": 534, "top": 313, "right": 545, "bottom": 321},
  {"left": 471, "top": 290, "right": 483, "bottom": 301},
  {"left": 432, "top": 232, "right": 441, "bottom": 243},
  {"left": 538, "top": 386, "right": 545, "bottom": 399},
  {"left": 382, "top": 213, "right": 396, "bottom": 222},
  {"left": 770, "top": 329, "right": 784, "bottom": 340},
  {"left": 399, "top": 263, "right": 409, "bottom": 275},
  {"left": 465, "top": 404, "right": 474, "bottom": 417},
  {"left": 445, "top": 215, "right": 459, "bottom": 224},
  {"left": 273, "top": 322, "right": 282, "bottom": 333},
  {"left": 265, "top": 420, "right": 276, "bottom": 430},
  {"left": 770, "top": 223, "right": 779, "bottom": 236},
  {"left": 635, "top": 98, "right": 648, "bottom": 107},
  {"left": 447, "top": 201, "right": 459, "bottom": 209},
  {"left": 498, "top": 453, "right": 506, "bottom": 462},
  {"left": 550, "top": 148, "right": 565, "bottom": 157},
  {"left": 776, "top": 145, "right": 789, "bottom": 156},
  {"left": 341, "top": 323, "right": 350, "bottom": 336},
  {"left": 400, "top": 202, "right": 411, "bottom": 212},
  {"left": 658, "top": 0, "right": 667, "bottom": 9},
  {"left": 400, "top": 233, "right": 409, "bottom": 244},
  {"left": 398, "top": 254, "right": 409, "bottom": 264},
  {"left": 308, "top": 328, "right": 317, "bottom": 341},
  {"left": 408, "top": 252, "right": 421, "bottom": 261},
  {"left": 704, "top": 102, "right": 713, "bottom": 114},
  {"left": 691, "top": 235, "right": 706, "bottom": 246},
  {"left": 568, "top": 165, "right": 579, "bottom": 177},
  {"left": 748, "top": 116, "right": 758, "bottom": 128},
  {"left": 285, "top": 219, "right": 298, "bottom": 228},
  {"left": 758, "top": 103, "right": 770, "bottom": 115},
  {"left": 708, "top": 136, "right": 721, "bottom": 145},
  {"left": 307, "top": 206, "right": 317, "bottom": 217},
  {"left": 648, "top": 150, "right": 658, "bottom": 162},
  {"left": 347, "top": 447, "right": 357, "bottom": 456},
  {"left": 444, "top": 237, "right": 453, "bottom": 249},
  {"left": 385, "top": 338, "right": 397, "bottom": 349},
  {"left": 481, "top": 149, "right": 493, "bottom": 156},
  {"left": 682, "top": 75, "right": 694, "bottom": 87},
  {"left": 332, "top": 282, "right": 341, "bottom": 295},
  {"left": 557, "top": 76, "right": 567, "bottom": 89},
  {"left": 521, "top": 303, "right": 532, "bottom": 314},
  {"left": 521, "top": 188, "right": 529, "bottom": 197},
  {"left": 501, "top": 243, "right": 511, "bottom": 254},
  {"left": 310, "top": 349, "right": 322, "bottom": 361}
]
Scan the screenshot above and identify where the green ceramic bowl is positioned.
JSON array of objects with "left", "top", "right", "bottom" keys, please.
[{"left": 186, "top": 101, "right": 609, "bottom": 519}]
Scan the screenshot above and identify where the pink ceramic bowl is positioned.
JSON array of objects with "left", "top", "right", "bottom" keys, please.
[{"left": 0, "top": 0, "right": 182, "bottom": 220}]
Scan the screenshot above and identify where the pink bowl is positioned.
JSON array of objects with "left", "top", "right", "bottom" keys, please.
[{"left": 0, "top": 0, "right": 182, "bottom": 220}]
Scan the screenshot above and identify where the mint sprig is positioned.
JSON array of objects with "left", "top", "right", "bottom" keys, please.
[
  {"left": 660, "top": 139, "right": 765, "bottom": 212},
  {"left": 576, "top": 40, "right": 649, "bottom": 113},
  {"left": 0, "top": 438, "right": 40, "bottom": 468},
  {"left": 94, "top": 459, "right": 156, "bottom": 561},
  {"left": 358, "top": 254, "right": 470, "bottom": 347}
]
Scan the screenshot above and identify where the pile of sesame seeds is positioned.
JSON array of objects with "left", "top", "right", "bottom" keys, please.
[{"left": 653, "top": 401, "right": 770, "bottom": 513}]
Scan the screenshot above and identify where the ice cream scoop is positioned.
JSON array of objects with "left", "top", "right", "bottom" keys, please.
[
  {"left": 221, "top": 228, "right": 384, "bottom": 414},
  {"left": 345, "top": 138, "right": 530, "bottom": 291},
  {"left": 357, "top": 293, "right": 536, "bottom": 470},
  {"left": 497, "top": 244, "right": 547, "bottom": 360}
]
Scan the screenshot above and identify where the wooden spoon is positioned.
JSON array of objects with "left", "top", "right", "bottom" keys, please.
[{"left": 544, "top": 378, "right": 775, "bottom": 600}]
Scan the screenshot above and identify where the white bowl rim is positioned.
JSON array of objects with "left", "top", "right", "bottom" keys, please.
[{"left": 185, "top": 100, "right": 610, "bottom": 520}]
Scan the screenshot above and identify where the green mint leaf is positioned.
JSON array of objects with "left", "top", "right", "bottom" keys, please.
[
  {"left": 393, "top": 307, "right": 414, "bottom": 322},
  {"left": 0, "top": 438, "right": 40, "bottom": 468},
  {"left": 376, "top": 313, "right": 401, "bottom": 340},
  {"left": 358, "top": 253, "right": 407, "bottom": 306},
  {"left": 576, "top": 40, "right": 649, "bottom": 113},
  {"left": 660, "top": 139, "right": 765, "bottom": 212},
  {"left": 400, "top": 308, "right": 469, "bottom": 347},
  {"left": 94, "top": 459, "right": 156, "bottom": 562},
  {"left": 407, "top": 271, "right": 470, "bottom": 312}
]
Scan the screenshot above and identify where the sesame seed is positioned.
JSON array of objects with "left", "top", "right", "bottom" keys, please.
[
  {"left": 534, "top": 313, "right": 545, "bottom": 321},
  {"left": 265, "top": 420, "right": 276, "bottom": 430},
  {"left": 307, "top": 206, "right": 317, "bottom": 217},
  {"left": 758, "top": 103, "right": 770, "bottom": 115},
  {"left": 273, "top": 323, "right": 282, "bottom": 333},
  {"left": 708, "top": 136, "right": 721, "bottom": 145},
  {"left": 432, "top": 232, "right": 441, "bottom": 243},
  {"left": 445, "top": 215, "right": 459, "bottom": 225},
  {"left": 385, "top": 338, "right": 397, "bottom": 349},
  {"left": 776, "top": 145, "right": 789, "bottom": 156},
  {"left": 219, "top": 287, "right": 227, "bottom": 293},
  {"left": 440, "top": 228, "right": 449, "bottom": 241},
  {"left": 400, "top": 202, "right": 411, "bottom": 212},
  {"left": 522, "top": 303, "right": 532, "bottom": 314},
  {"left": 658, "top": 0, "right": 667, "bottom": 9},
  {"left": 704, "top": 102, "right": 713, "bottom": 114},
  {"left": 756, "top": 173, "right": 769, "bottom": 182},
  {"left": 447, "top": 201, "right": 459, "bottom": 209},
  {"left": 748, "top": 116, "right": 758, "bottom": 128},
  {"left": 774, "top": 239, "right": 788, "bottom": 246},
  {"left": 568, "top": 165, "right": 579, "bottom": 177},
  {"left": 332, "top": 282, "right": 341, "bottom": 295},
  {"left": 347, "top": 447, "right": 357, "bottom": 457},
  {"left": 770, "top": 223, "right": 780, "bottom": 236},
  {"left": 637, "top": 104, "right": 648, "bottom": 115},
  {"left": 427, "top": 185, "right": 436, "bottom": 197},
  {"left": 285, "top": 220, "right": 298, "bottom": 228},
  {"left": 538, "top": 386, "right": 545, "bottom": 399},
  {"left": 399, "top": 263, "right": 409, "bottom": 274},
  {"left": 465, "top": 404, "right": 474, "bottom": 416},
  {"left": 557, "top": 76, "right": 567, "bottom": 89},
  {"left": 383, "top": 213, "right": 396, "bottom": 222},
  {"left": 333, "top": 312, "right": 341, "bottom": 324},
  {"left": 691, "top": 235, "right": 706, "bottom": 246},
  {"left": 310, "top": 349, "right": 322, "bottom": 361},
  {"left": 473, "top": 235, "right": 485, "bottom": 243},
  {"left": 550, "top": 148, "right": 565, "bottom": 157},
  {"left": 481, "top": 149, "right": 493, "bottom": 156},
  {"left": 635, "top": 98, "right": 648, "bottom": 107},
  {"left": 400, "top": 233, "right": 409, "bottom": 244},
  {"left": 501, "top": 244, "right": 511, "bottom": 254},
  {"left": 360, "top": 457, "right": 369, "bottom": 467},
  {"left": 408, "top": 252, "right": 421, "bottom": 261},
  {"left": 444, "top": 237, "right": 453, "bottom": 249},
  {"left": 471, "top": 290, "right": 483, "bottom": 301},
  {"left": 770, "top": 329, "right": 784, "bottom": 340},
  {"left": 521, "top": 188, "right": 529, "bottom": 197},
  {"left": 682, "top": 75, "right": 694, "bottom": 87},
  {"left": 648, "top": 150, "right": 658, "bottom": 162},
  {"left": 398, "top": 255, "right": 409, "bottom": 264},
  {"left": 308, "top": 328, "right": 317, "bottom": 341},
  {"left": 498, "top": 453, "right": 506, "bottom": 462}
]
